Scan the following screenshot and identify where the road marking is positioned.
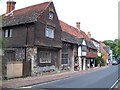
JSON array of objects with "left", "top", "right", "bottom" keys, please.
[
  {"left": 109, "top": 78, "right": 120, "bottom": 90},
  {"left": 20, "top": 86, "right": 32, "bottom": 88}
]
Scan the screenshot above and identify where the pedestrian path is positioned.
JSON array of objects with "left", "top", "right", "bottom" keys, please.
[{"left": 2, "top": 66, "right": 108, "bottom": 89}]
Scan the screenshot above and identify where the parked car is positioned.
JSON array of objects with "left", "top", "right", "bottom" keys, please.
[
  {"left": 116, "top": 57, "right": 120, "bottom": 64},
  {"left": 112, "top": 60, "right": 118, "bottom": 65}
]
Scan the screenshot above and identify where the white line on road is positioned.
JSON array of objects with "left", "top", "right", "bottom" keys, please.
[
  {"left": 20, "top": 86, "right": 32, "bottom": 88},
  {"left": 109, "top": 78, "right": 120, "bottom": 90}
]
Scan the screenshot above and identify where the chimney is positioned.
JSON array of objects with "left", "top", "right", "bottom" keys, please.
[
  {"left": 76, "top": 22, "right": 80, "bottom": 30},
  {"left": 87, "top": 31, "right": 91, "bottom": 38},
  {"left": 6, "top": 0, "right": 16, "bottom": 14}
]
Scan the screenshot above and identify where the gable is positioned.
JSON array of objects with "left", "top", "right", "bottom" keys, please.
[
  {"left": 37, "top": 2, "right": 59, "bottom": 26},
  {"left": 34, "top": 2, "right": 62, "bottom": 48}
]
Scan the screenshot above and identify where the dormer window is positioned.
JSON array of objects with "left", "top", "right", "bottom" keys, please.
[
  {"left": 4, "top": 29, "right": 12, "bottom": 38},
  {"left": 49, "top": 12, "right": 54, "bottom": 20}
]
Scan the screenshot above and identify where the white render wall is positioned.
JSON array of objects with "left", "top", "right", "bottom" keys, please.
[{"left": 78, "top": 46, "right": 81, "bottom": 56}]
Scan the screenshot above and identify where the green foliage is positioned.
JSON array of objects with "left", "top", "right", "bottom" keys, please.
[
  {"left": 114, "top": 39, "right": 120, "bottom": 56},
  {"left": 95, "top": 56, "right": 101, "bottom": 64},
  {"left": 103, "top": 39, "right": 120, "bottom": 57},
  {"left": 95, "top": 52, "right": 105, "bottom": 66},
  {"left": 102, "top": 40, "right": 115, "bottom": 50},
  {"left": 0, "top": 38, "right": 7, "bottom": 48},
  {"left": 100, "top": 58, "right": 106, "bottom": 66}
]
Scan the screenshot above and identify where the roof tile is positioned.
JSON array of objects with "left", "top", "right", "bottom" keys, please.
[
  {"left": 2, "top": 2, "right": 50, "bottom": 27},
  {"left": 59, "top": 20, "right": 83, "bottom": 38}
]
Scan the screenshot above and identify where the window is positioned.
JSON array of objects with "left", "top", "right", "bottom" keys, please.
[
  {"left": 81, "top": 45, "right": 86, "bottom": 51},
  {"left": 45, "top": 26, "right": 54, "bottom": 38},
  {"left": 49, "top": 12, "right": 54, "bottom": 20},
  {"left": 4, "top": 29, "right": 12, "bottom": 38},
  {"left": 62, "top": 53, "right": 68, "bottom": 64},
  {"left": 39, "top": 51, "right": 51, "bottom": 63},
  {"left": 62, "top": 46, "right": 69, "bottom": 64}
]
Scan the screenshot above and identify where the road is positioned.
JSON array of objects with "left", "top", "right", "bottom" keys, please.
[
  {"left": 23, "top": 65, "right": 120, "bottom": 89},
  {"left": 114, "top": 81, "right": 120, "bottom": 89},
  {"left": 112, "top": 80, "right": 120, "bottom": 89}
]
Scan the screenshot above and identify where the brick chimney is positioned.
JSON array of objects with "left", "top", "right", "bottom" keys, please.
[
  {"left": 87, "top": 31, "right": 91, "bottom": 38},
  {"left": 76, "top": 22, "right": 80, "bottom": 30},
  {"left": 6, "top": 0, "right": 16, "bottom": 14}
]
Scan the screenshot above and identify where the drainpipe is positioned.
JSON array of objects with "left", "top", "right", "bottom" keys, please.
[{"left": 25, "top": 23, "right": 28, "bottom": 61}]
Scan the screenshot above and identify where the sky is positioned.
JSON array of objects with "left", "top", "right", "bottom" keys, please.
[{"left": 0, "top": 0, "right": 119, "bottom": 41}]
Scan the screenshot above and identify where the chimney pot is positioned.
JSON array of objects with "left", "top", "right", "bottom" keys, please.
[
  {"left": 87, "top": 31, "right": 91, "bottom": 38},
  {"left": 6, "top": 0, "right": 16, "bottom": 14},
  {"left": 76, "top": 22, "right": 80, "bottom": 30}
]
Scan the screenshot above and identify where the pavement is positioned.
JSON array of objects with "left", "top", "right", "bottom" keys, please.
[{"left": 1, "top": 66, "right": 108, "bottom": 89}]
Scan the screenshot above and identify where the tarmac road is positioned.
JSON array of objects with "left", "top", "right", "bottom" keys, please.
[{"left": 28, "top": 64, "right": 120, "bottom": 89}]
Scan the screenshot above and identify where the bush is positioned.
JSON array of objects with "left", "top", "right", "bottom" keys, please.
[
  {"left": 96, "top": 56, "right": 106, "bottom": 66},
  {"left": 100, "top": 58, "right": 106, "bottom": 66}
]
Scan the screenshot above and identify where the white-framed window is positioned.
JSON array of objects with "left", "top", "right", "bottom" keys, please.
[
  {"left": 45, "top": 26, "right": 54, "bottom": 38},
  {"left": 49, "top": 12, "right": 54, "bottom": 20},
  {"left": 4, "top": 29, "right": 12, "bottom": 38},
  {"left": 39, "top": 51, "right": 51, "bottom": 63}
]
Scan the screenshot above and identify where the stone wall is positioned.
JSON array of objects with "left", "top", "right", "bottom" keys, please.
[
  {"left": 26, "top": 47, "right": 37, "bottom": 76},
  {"left": 15, "top": 48, "right": 25, "bottom": 61}
]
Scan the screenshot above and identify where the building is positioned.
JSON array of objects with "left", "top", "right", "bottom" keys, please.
[
  {"left": 91, "top": 38, "right": 101, "bottom": 66},
  {"left": 2, "top": 1, "right": 98, "bottom": 79},
  {"left": 60, "top": 21, "right": 97, "bottom": 71},
  {"left": 102, "top": 42, "right": 112, "bottom": 64},
  {"left": 99, "top": 42, "right": 109, "bottom": 63},
  {"left": 60, "top": 21, "right": 83, "bottom": 71},
  {"left": 81, "top": 31, "right": 97, "bottom": 68},
  {"left": 91, "top": 38, "right": 101, "bottom": 55},
  {"left": 2, "top": 1, "right": 62, "bottom": 79}
]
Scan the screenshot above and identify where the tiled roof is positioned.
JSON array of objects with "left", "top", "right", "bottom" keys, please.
[
  {"left": 2, "top": 2, "right": 50, "bottom": 27},
  {"left": 80, "top": 30, "right": 97, "bottom": 49},
  {"left": 60, "top": 20, "right": 96, "bottom": 49},
  {"left": 91, "top": 38, "right": 100, "bottom": 43},
  {"left": 80, "top": 30, "right": 91, "bottom": 42},
  {"left": 62, "top": 31, "right": 83, "bottom": 44},
  {"left": 59, "top": 20, "right": 83, "bottom": 38}
]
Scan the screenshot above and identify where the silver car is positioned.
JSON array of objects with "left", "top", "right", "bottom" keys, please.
[{"left": 112, "top": 60, "right": 118, "bottom": 65}]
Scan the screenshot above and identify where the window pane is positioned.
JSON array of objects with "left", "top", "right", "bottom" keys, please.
[
  {"left": 4, "top": 29, "right": 12, "bottom": 38},
  {"left": 49, "top": 12, "right": 54, "bottom": 20},
  {"left": 39, "top": 51, "right": 51, "bottom": 63},
  {"left": 45, "top": 27, "right": 54, "bottom": 38},
  {"left": 62, "top": 45, "right": 69, "bottom": 64},
  {"left": 5, "top": 30, "right": 8, "bottom": 37},
  {"left": 9, "top": 29, "right": 12, "bottom": 37},
  {"left": 82, "top": 46, "right": 86, "bottom": 51},
  {"left": 45, "top": 28, "right": 49, "bottom": 37}
]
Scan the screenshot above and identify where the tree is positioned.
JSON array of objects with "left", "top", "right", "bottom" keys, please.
[
  {"left": 0, "top": 38, "right": 7, "bottom": 55},
  {"left": 102, "top": 40, "right": 115, "bottom": 50},
  {"left": 96, "top": 53, "right": 105, "bottom": 66},
  {"left": 114, "top": 39, "right": 120, "bottom": 56}
]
